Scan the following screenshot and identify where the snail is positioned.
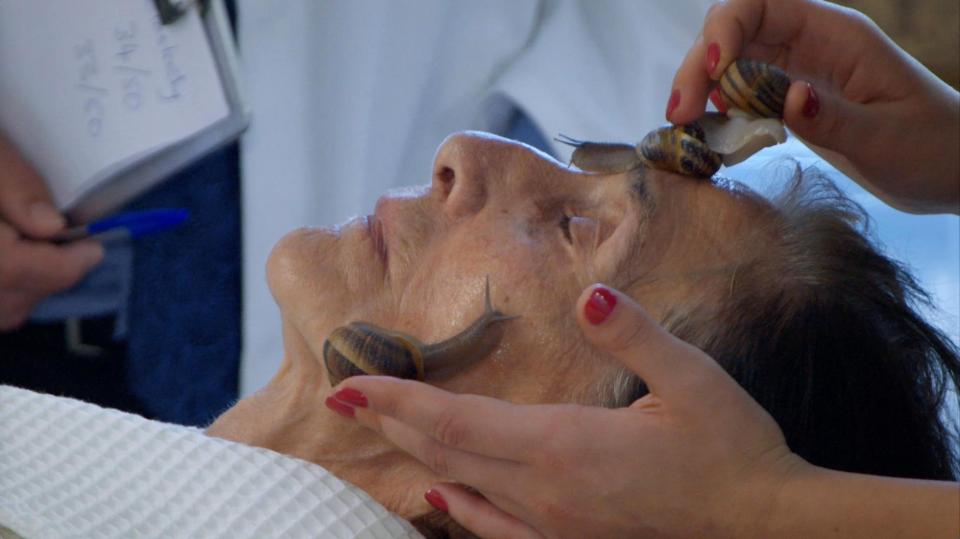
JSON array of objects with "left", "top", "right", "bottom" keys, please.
[
  {"left": 718, "top": 59, "right": 791, "bottom": 119},
  {"left": 556, "top": 59, "right": 790, "bottom": 178},
  {"left": 557, "top": 122, "right": 723, "bottom": 179},
  {"left": 323, "top": 277, "right": 518, "bottom": 385}
]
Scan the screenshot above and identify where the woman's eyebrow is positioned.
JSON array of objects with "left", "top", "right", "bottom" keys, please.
[{"left": 628, "top": 167, "right": 652, "bottom": 206}]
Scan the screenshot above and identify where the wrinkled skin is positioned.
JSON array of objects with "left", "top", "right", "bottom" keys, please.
[{"left": 207, "top": 131, "right": 773, "bottom": 519}]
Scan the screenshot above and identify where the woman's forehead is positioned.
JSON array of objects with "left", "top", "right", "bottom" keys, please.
[
  {"left": 642, "top": 168, "right": 772, "bottom": 216},
  {"left": 531, "top": 167, "right": 644, "bottom": 208},
  {"left": 606, "top": 169, "right": 776, "bottom": 282}
]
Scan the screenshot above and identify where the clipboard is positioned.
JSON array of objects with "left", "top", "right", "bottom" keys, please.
[{"left": 0, "top": 0, "right": 249, "bottom": 223}]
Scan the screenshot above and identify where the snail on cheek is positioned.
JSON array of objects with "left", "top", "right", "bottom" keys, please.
[
  {"left": 558, "top": 59, "right": 791, "bottom": 179},
  {"left": 323, "top": 277, "right": 519, "bottom": 385}
]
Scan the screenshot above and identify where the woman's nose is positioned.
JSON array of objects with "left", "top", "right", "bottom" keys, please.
[{"left": 431, "top": 131, "right": 545, "bottom": 220}]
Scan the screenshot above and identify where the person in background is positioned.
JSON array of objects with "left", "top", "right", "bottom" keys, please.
[{"left": 0, "top": 4, "right": 242, "bottom": 423}]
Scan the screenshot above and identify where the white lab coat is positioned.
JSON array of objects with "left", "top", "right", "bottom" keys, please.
[{"left": 237, "top": 0, "right": 714, "bottom": 395}]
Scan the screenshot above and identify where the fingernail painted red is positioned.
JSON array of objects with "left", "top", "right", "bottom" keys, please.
[
  {"left": 425, "top": 489, "right": 449, "bottom": 513},
  {"left": 666, "top": 89, "right": 681, "bottom": 121},
  {"left": 332, "top": 387, "right": 368, "bottom": 408},
  {"left": 803, "top": 83, "right": 820, "bottom": 119},
  {"left": 706, "top": 42, "right": 720, "bottom": 75},
  {"left": 709, "top": 86, "right": 728, "bottom": 114},
  {"left": 585, "top": 286, "right": 617, "bottom": 325},
  {"left": 325, "top": 396, "right": 356, "bottom": 418}
]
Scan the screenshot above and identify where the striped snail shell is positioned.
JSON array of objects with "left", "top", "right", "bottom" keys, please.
[
  {"left": 637, "top": 123, "right": 722, "bottom": 178},
  {"left": 323, "top": 277, "right": 517, "bottom": 386},
  {"left": 556, "top": 59, "right": 787, "bottom": 179},
  {"left": 718, "top": 59, "right": 791, "bottom": 119},
  {"left": 557, "top": 123, "right": 722, "bottom": 179},
  {"left": 324, "top": 322, "right": 425, "bottom": 384}
]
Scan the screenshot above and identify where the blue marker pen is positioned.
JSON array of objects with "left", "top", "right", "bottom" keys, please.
[{"left": 53, "top": 208, "right": 189, "bottom": 244}]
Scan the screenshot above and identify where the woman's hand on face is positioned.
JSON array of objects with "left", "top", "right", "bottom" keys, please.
[
  {"left": 0, "top": 135, "right": 103, "bottom": 331},
  {"left": 329, "top": 284, "right": 808, "bottom": 539},
  {"left": 670, "top": 0, "right": 960, "bottom": 215}
]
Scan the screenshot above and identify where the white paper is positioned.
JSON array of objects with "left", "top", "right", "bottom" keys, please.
[{"left": 0, "top": 0, "right": 230, "bottom": 209}]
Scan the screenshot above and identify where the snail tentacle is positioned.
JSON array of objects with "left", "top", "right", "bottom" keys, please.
[
  {"left": 421, "top": 276, "right": 518, "bottom": 377},
  {"left": 556, "top": 135, "right": 643, "bottom": 174}
]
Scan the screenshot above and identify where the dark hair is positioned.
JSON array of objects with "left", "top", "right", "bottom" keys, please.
[{"left": 663, "top": 166, "right": 960, "bottom": 480}]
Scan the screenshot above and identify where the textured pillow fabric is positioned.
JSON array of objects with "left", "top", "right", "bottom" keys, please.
[{"left": 0, "top": 385, "right": 421, "bottom": 539}]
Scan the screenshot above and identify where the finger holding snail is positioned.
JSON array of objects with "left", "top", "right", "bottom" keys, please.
[
  {"left": 715, "top": 59, "right": 791, "bottom": 119},
  {"left": 559, "top": 59, "right": 790, "bottom": 179}
]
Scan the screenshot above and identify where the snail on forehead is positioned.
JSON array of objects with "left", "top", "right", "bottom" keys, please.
[
  {"left": 558, "top": 59, "right": 790, "bottom": 179},
  {"left": 323, "top": 277, "right": 518, "bottom": 385},
  {"left": 558, "top": 122, "right": 724, "bottom": 178}
]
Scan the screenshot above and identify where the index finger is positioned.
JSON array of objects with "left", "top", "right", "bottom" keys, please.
[
  {"left": 670, "top": 0, "right": 811, "bottom": 124},
  {"left": 576, "top": 284, "right": 735, "bottom": 408},
  {"left": 335, "top": 377, "right": 553, "bottom": 462}
]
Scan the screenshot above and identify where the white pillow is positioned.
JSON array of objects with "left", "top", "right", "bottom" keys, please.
[{"left": 0, "top": 385, "right": 422, "bottom": 539}]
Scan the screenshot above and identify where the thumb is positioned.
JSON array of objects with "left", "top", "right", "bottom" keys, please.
[
  {"left": 0, "top": 135, "right": 65, "bottom": 238},
  {"left": 576, "top": 283, "right": 728, "bottom": 401},
  {"left": 17, "top": 240, "right": 104, "bottom": 295},
  {"left": 782, "top": 80, "right": 871, "bottom": 157},
  {"left": 425, "top": 483, "right": 544, "bottom": 539}
]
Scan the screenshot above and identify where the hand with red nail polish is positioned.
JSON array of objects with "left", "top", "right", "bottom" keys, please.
[
  {"left": 584, "top": 286, "right": 617, "bottom": 325},
  {"left": 338, "top": 282, "right": 960, "bottom": 539},
  {"left": 665, "top": 89, "right": 681, "bottom": 122},
  {"left": 337, "top": 283, "right": 809, "bottom": 539},
  {"left": 668, "top": 0, "right": 958, "bottom": 215}
]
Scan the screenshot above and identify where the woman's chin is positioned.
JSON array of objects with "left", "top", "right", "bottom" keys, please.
[{"left": 267, "top": 229, "right": 380, "bottom": 343}]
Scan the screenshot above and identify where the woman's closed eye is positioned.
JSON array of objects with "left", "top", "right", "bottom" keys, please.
[
  {"left": 560, "top": 212, "right": 601, "bottom": 248},
  {"left": 559, "top": 213, "right": 574, "bottom": 242}
]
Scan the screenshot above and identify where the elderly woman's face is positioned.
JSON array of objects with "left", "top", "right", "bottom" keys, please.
[
  {"left": 268, "top": 132, "right": 764, "bottom": 400},
  {"left": 210, "top": 131, "right": 769, "bottom": 517}
]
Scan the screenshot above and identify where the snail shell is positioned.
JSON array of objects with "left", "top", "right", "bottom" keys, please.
[
  {"left": 323, "top": 277, "right": 517, "bottom": 386},
  {"left": 637, "top": 123, "right": 722, "bottom": 178},
  {"left": 557, "top": 124, "right": 721, "bottom": 179},
  {"left": 718, "top": 59, "right": 791, "bottom": 119},
  {"left": 324, "top": 323, "right": 425, "bottom": 383},
  {"left": 556, "top": 59, "right": 788, "bottom": 179}
]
